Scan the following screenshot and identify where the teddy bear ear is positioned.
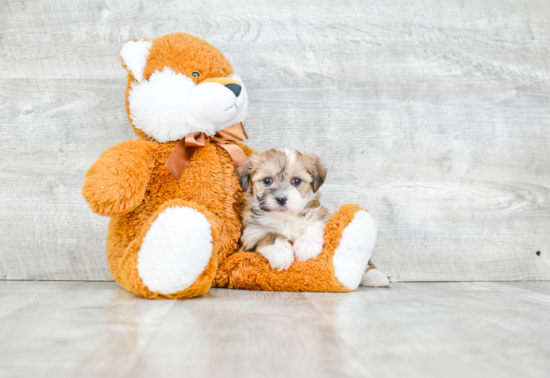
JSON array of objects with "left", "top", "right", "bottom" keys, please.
[{"left": 120, "top": 40, "right": 152, "bottom": 82}]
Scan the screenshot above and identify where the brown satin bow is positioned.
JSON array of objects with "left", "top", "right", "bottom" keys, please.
[{"left": 164, "top": 122, "right": 248, "bottom": 181}]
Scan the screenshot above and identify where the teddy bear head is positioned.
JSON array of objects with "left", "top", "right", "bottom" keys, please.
[{"left": 120, "top": 33, "right": 248, "bottom": 143}]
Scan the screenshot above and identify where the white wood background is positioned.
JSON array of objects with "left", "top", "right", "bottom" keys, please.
[{"left": 0, "top": 0, "right": 549, "bottom": 281}]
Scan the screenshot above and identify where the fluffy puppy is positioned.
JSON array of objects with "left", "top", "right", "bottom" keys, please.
[{"left": 237, "top": 148, "right": 329, "bottom": 270}]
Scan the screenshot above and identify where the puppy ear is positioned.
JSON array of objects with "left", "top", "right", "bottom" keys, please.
[
  {"left": 236, "top": 159, "right": 252, "bottom": 192},
  {"left": 305, "top": 154, "right": 326, "bottom": 193},
  {"left": 120, "top": 39, "right": 152, "bottom": 82}
]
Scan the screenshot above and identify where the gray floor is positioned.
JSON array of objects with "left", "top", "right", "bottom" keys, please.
[{"left": 0, "top": 281, "right": 549, "bottom": 378}]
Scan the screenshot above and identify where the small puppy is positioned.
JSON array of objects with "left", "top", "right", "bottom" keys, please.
[{"left": 237, "top": 148, "right": 329, "bottom": 270}]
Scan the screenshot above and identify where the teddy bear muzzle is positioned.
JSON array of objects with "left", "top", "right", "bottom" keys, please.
[{"left": 189, "top": 76, "right": 247, "bottom": 126}]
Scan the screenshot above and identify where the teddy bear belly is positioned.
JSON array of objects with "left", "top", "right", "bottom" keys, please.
[{"left": 105, "top": 146, "right": 243, "bottom": 278}]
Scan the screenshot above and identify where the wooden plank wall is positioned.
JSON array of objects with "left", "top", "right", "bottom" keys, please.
[{"left": 0, "top": 0, "right": 549, "bottom": 281}]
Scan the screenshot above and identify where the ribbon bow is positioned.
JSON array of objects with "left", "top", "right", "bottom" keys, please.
[{"left": 164, "top": 122, "right": 248, "bottom": 181}]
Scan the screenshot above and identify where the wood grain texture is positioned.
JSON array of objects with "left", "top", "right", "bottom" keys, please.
[
  {"left": 305, "top": 282, "right": 550, "bottom": 378},
  {"left": 0, "top": 79, "right": 130, "bottom": 280},
  {"left": 0, "top": 0, "right": 549, "bottom": 280},
  {"left": 1, "top": 282, "right": 550, "bottom": 378}
]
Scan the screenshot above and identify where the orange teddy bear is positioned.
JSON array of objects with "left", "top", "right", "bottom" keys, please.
[{"left": 82, "top": 33, "right": 388, "bottom": 299}]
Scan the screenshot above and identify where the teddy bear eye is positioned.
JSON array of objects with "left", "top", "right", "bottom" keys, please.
[
  {"left": 263, "top": 178, "right": 273, "bottom": 185},
  {"left": 192, "top": 70, "right": 201, "bottom": 78},
  {"left": 291, "top": 178, "right": 301, "bottom": 186}
]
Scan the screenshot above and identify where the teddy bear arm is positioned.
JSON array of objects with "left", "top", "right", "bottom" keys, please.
[{"left": 82, "top": 140, "right": 154, "bottom": 216}]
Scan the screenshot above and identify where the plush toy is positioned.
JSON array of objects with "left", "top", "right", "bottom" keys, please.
[{"left": 82, "top": 32, "right": 388, "bottom": 299}]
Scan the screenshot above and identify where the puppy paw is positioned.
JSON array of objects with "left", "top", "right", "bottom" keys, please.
[
  {"left": 293, "top": 237, "right": 323, "bottom": 262},
  {"left": 259, "top": 238, "right": 295, "bottom": 270},
  {"left": 361, "top": 268, "right": 390, "bottom": 287}
]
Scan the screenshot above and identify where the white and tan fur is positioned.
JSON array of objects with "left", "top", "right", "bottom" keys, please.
[{"left": 237, "top": 148, "right": 328, "bottom": 270}]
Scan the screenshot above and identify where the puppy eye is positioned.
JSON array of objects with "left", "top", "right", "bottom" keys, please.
[
  {"left": 192, "top": 70, "right": 201, "bottom": 78},
  {"left": 291, "top": 178, "right": 301, "bottom": 186},
  {"left": 263, "top": 178, "right": 273, "bottom": 185}
]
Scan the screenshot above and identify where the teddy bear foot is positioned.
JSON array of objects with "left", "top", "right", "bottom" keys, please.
[
  {"left": 361, "top": 268, "right": 390, "bottom": 287},
  {"left": 136, "top": 204, "right": 216, "bottom": 296},
  {"left": 332, "top": 210, "right": 378, "bottom": 290}
]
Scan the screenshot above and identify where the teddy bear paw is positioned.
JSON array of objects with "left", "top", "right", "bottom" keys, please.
[
  {"left": 259, "top": 239, "right": 295, "bottom": 271},
  {"left": 333, "top": 210, "right": 378, "bottom": 290},
  {"left": 137, "top": 205, "right": 214, "bottom": 295},
  {"left": 293, "top": 237, "right": 323, "bottom": 262}
]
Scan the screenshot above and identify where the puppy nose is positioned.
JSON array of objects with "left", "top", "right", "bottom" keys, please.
[
  {"left": 225, "top": 83, "right": 242, "bottom": 97},
  {"left": 275, "top": 196, "right": 287, "bottom": 206}
]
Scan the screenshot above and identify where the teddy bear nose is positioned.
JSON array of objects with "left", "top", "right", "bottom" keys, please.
[{"left": 225, "top": 83, "right": 242, "bottom": 97}]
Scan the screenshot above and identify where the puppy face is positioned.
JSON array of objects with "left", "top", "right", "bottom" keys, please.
[{"left": 237, "top": 148, "right": 326, "bottom": 218}]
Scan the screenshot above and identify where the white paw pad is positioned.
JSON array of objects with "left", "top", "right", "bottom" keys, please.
[
  {"left": 361, "top": 268, "right": 390, "bottom": 287},
  {"left": 333, "top": 210, "right": 378, "bottom": 290},
  {"left": 259, "top": 239, "right": 295, "bottom": 271},
  {"left": 137, "top": 206, "right": 213, "bottom": 295}
]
